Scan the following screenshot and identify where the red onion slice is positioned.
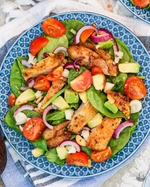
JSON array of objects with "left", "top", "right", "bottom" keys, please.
[
  {"left": 14, "top": 104, "right": 34, "bottom": 118},
  {"left": 90, "top": 32, "right": 112, "bottom": 43},
  {"left": 53, "top": 46, "right": 68, "bottom": 56},
  {"left": 60, "top": 140, "right": 81, "bottom": 152},
  {"left": 113, "top": 120, "right": 134, "bottom": 139},
  {"left": 43, "top": 105, "right": 57, "bottom": 129},
  {"left": 73, "top": 58, "right": 82, "bottom": 71},
  {"left": 74, "top": 25, "right": 98, "bottom": 44},
  {"left": 25, "top": 78, "right": 35, "bottom": 88},
  {"left": 64, "top": 62, "right": 75, "bottom": 69}
]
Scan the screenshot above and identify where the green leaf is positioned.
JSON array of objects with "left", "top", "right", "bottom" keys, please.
[
  {"left": 30, "top": 137, "right": 47, "bottom": 151},
  {"left": 10, "top": 57, "right": 27, "bottom": 97},
  {"left": 4, "top": 106, "right": 22, "bottom": 134},
  {"left": 37, "top": 35, "right": 68, "bottom": 61},
  {"left": 108, "top": 126, "right": 136, "bottom": 155}
]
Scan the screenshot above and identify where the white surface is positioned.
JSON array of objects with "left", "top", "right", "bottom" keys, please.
[{"left": 0, "top": 0, "right": 150, "bottom": 187}]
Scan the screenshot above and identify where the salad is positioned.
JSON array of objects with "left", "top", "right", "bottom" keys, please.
[
  {"left": 4, "top": 17, "right": 147, "bottom": 167},
  {"left": 130, "top": 0, "right": 150, "bottom": 8}
]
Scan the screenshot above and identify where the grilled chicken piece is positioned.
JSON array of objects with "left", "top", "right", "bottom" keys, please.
[
  {"left": 68, "top": 101, "right": 97, "bottom": 134},
  {"left": 22, "top": 52, "right": 66, "bottom": 80},
  {"left": 86, "top": 117, "right": 122, "bottom": 151},
  {"left": 107, "top": 90, "right": 130, "bottom": 119},
  {"left": 68, "top": 45, "right": 118, "bottom": 76},
  {"left": 35, "top": 76, "right": 67, "bottom": 114},
  {"left": 41, "top": 77, "right": 67, "bottom": 107},
  {"left": 47, "top": 131, "right": 72, "bottom": 148},
  {"left": 43, "top": 121, "right": 70, "bottom": 140}
]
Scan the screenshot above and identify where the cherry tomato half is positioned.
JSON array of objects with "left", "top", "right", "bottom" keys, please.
[
  {"left": 47, "top": 66, "right": 63, "bottom": 81},
  {"left": 23, "top": 117, "right": 46, "bottom": 141},
  {"left": 91, "top": 147, "right": 112, "bottom": 162},
  {"left": 66, "top": 152, "right": 89, "bottom": 167},
  {"left": 29, "top": 36, "right": 49, "bottom": 56},
  {"left": 70, "top": 70, "right": 93, "bottom": 92},
  {"left": 34, "top": 75, "right": 50, "bottom": 91},
  {"left": 8, "top": 93, "right": 16, "bottom": 108},
  {"left": 91, "top": 66, "right": 104, "bottom": 75},
  {"left": 132, "top": 0, "right": 149, "bottom": 8},
  {"left": 42, "top": 18, "right": 66, "bottom": 38},
  {"left": 124, "top": 76, "right": 146, "bottom": 100}
]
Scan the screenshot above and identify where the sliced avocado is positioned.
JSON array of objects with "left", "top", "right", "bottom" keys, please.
[
  {"left": 104, "top": 101, "right": 118, "bottom": 114},
  {"left": 32, "top": 147, "right": 45, "bottom": 157},
  {"left": 87, "top": 113, "right": 103, "bottom": 128},
  {"left": 79, "top": 91, "right": 88, "bottom": 103},
  {"left": 118, "top": 62, "right": 140, "bottom": 73},
  {"left": 64, "top": 90, "right": 79, "bottom": 104},
  {"left": 56, "top": 146, "right": 69, "bottom": 160},
  {"left": 15, "top": 88, "right": 36, "bottom": 105},
  {"left": 92, "top": 74, "right": 105, "bottom": 90},
  {"left": 52, "top": 96, "right": 69, "bottom": 110}
]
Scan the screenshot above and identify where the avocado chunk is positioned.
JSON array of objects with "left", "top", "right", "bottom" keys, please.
[
  {"left": 78, "top": 91, "right": 88, "bottom": 103},
  {"left": 64, "top": 89, "right": 79, "bottom": 104},
  {"left": 52, "top": 96, "right": 69, "bottom": 110},
  {"left": 15, "top": 88, "right": 36, "bottom": 105},
  {"left": 32, "top": 147, "right": 45, "bottom": 157},
  {"left": 118, "top": 62, "right": 140, "bottom": 73},
  {"left": 92, "top": 74, "right": 105, "bottom": 91},
  {"left": 104, "top": 101, "right": 118, "bottom": 114},
  {"left": 56, "top": 146, "right": 69, "bottom": 160},
  {"left": 87, "top": 113, "right": 103, "bottom": 128}
]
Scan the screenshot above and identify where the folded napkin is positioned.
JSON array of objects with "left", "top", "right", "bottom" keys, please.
[{"left": 0, "top": 0, "right": 150, "bottom": 187}]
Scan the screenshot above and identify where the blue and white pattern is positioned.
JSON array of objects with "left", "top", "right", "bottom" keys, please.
[
  {"left": 119, "top": 0, "right": 150, "bottom": 24},
  {"left": 0, "top": 12, "right": 150, "bottom": 178}
]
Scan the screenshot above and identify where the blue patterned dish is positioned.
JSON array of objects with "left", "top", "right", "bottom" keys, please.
[
  {"left": 0, "top": 12, "right": 150, "bottom": 178},
  {"left": 119, "top": 0, "right": 150, "bottom": 24}
]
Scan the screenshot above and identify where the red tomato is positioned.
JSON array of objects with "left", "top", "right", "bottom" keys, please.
[
  {"left": 47, "top": 66, "right": 63, "bottom": 81},
  {"left": 42, "top": 18, "right": 66, "bottom": 38},
  {"left": 23, "top": 117, "right": 46, "bottom": 141},
  {"left": 91, "top": 147, "right": 112, "bottom": 162},
  {"left": 91, "top": 66, "right": 104, "bottom": 75},
  {"left": 8, "top": 93, "right": 16, "bottom": 108},
  {"left": 34, "top": 75, "right": 50, "bottom": 91},
  {"left": 124, "top": 76, "right": 146, "bottom": 100},
  {"left": 29, "top": 36, "right": 49, "bottom": 56},
  {"left": 70, "top": 70, "right": 93, "bottom": 92},
  {"left": 132, "top": 0, "right": 149, "bottom": 8},
  {"left": 66, "top": 152, "right": 89, "bottom": 167}
]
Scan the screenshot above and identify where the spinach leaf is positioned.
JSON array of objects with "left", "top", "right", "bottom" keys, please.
[
  {"left": 111, "top": 73, "right": 128, "bottom": 94},
  {"left": 23, "top": 109, "right": 41, "bottom": 118},
  {"left": 108, "top": 125, "right": 136, "bottom": 156},
  {"left": 30, "top": 136, "right": 47, "bottom": 151},
  {"left": 116, "top": 38, "right": 134, "bottom": 63},
  {"left": 62, "top": 20, "right": 85, "bottom": 45},
  {"left": 51, "top": 119, "right": 66, "bottom": 125},
  {"left": 68, "top": 66, "right": 87, "bottom": 83},
  {"left": 4, "top": 106, "right": 22, "bottom": 134},
  {"left": 130, "top": 112, "right": 140, "bottom": 124},
  {"left": 82, "top": 146, "right": 92, "bottom": 158},
  {"left": 87, "top": 86, "right": 126, "bottom": 118},
  {"left": 37, "top": 35, "right": 68, "bottom": 61},
  {"left": 46, "top": 110, "right": 65, "bottom": 121},
  {"left": 10, "top": 57, "right": 27, "bottom": 97}
]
